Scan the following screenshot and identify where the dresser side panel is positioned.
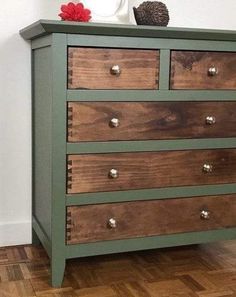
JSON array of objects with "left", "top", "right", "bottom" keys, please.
[{"left": 33, "top": 46, "right": 52, "bottom": 241}]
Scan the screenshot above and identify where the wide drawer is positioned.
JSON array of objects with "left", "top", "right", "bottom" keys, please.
[
  {"left": 170, "top": 51, "right": 236, "bottom": 89},
  {"left": 68, "top": 47, "right": 159, "bottom": 89},
  {"left": 67, "top": 149, "right": 236, "bottom": 194},
  {"left": 66, "top": 194, "right": 236, "bottom": 244},
  {"left": 67, "top": 102, "right": 236, "bottom": 142}
]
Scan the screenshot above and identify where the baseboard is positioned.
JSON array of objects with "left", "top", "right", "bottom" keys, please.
[{"left": 0, "top": 221, "right": 31, "bottom": 247}]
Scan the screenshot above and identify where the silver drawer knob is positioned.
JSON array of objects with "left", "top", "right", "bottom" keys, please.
[
  {"left": 110, "top": 65, "right": 121, "bottom": 76},
  {"left": 206, "top": 116, "right": 216, "bottom": 125},
  {"left": 110, "top": 118, "right": 120, "bottom": 128},
  {"left": 109, "top": 168, "right": 119, "bottom": 179},
  {"left": 108, "top": 218, "right": 117, "bottom": 228},
  {"left": 200, "top": 210, "right": 210, "bottom": 220},
  {"left": 203, "top": 164, "right": 213, "bottom": 173},
  {"left": 208, "top": 66, "right": 218, "bottom": 76}
]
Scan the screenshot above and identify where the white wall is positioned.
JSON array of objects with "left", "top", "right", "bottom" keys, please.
[
  {"left": 0, "top": 1, "right": 61, "bottom": 247},
  {"left": 1, "top": 0, "right": 236, "bottom": 247},
  {"left": 131, "top": 0, "right": 236, "bottom": 29}
]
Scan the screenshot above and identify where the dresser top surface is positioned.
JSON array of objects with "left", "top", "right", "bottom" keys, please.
[{"left": 20, "top": 19, "right": 236, "bottom": 42}]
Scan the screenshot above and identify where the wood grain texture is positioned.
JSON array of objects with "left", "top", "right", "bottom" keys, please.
[
  {"left": 170, "top": 51, "right": 236, "bottom": 89},
  {"left": 67, "top": 194, "right": 236, "bottom": 244},
  {"left": 67, "top": 102, "right": 236, "bottom": 142},
  {"left": 2, "top": 243, "right": 236, "bottom": 296},
  {"left": 67, "top": 149, "right": 236, "bottom": 194},
  {"left": 68, "top": 47, "right": 159, "bottom": 89}
]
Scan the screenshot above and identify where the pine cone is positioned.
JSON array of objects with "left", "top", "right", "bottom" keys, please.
[{"left": 133, "top": 1, "right": 169, "bottom": 26}]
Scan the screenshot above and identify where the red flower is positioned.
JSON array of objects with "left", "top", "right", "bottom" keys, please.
[{"left": 59, "top": 2, "right": 91, "bottom": 22}]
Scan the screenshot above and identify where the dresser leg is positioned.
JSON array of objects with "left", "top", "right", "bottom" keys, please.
[
  {"left": 32, "top": 228, "right": 41, "bottom": 246},
  {"left": 51, "top": 258, "right": 66, "bottom": 287}
]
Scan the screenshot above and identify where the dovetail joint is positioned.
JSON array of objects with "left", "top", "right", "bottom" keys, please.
[
  {"left": 67, "top": 105, "right": 73, "bottom": 138},
  {"left": 67, "top": 159, "right": 73, "bottom": 190},
  {"left": 68, "top": 106, "right": 73, "bottom": 113},
  {"left": 67, "top": 183, "right": 72, "bottom": 190},
  {"left": 67, "top": 176, "right": 72, "bottom": 190},
  {"left": 67, "top": 162, "right": 73, "bottom": 170},
  {"left": 66, "top": 211, "right": 72, "bottom": 243},
  {"left": 67, "top": 219, "right": 72, "bottom": 225},
  {"left": 68, "top": 48, "right": 74, "bottom": 87},
  {"left": 68, "top": 106, "right": 73, "bottom": 123}
]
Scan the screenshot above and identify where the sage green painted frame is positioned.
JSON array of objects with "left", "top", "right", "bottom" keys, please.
[
  {"left": 32, "top": 33, "right": 67, "bottom": 286},
  {"left": 29, "top": 26, "right": 236, "bottom": 287},
  {"left": 20, "top": 19, "right": 236, "bottom": 42}
]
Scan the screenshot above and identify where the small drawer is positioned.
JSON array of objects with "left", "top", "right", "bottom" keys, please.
[
  {"left": 67, "top": 149, "right": 236, "bottom": 194},
  {"left": 68, "top": 47, "right": 159, "bottom": 89},
  {"left": 66, "top": 194, "right": 236, "bottom": 244},
  {"left": 170, "top": 51, "right": 236, "bottom": 89},
  {"left": 67, "top": 102, "right": 236, "bottom": 142}
]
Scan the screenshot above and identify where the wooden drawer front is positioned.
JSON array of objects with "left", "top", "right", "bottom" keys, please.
[
  {"left": 66, "top": 194, "right": 236, "bottom": 244},
  {"left": 170, "top": 51, "right": 236, "bottom": 89},
  {"left": 67, "top": 149, "right": 236, "bottom": 194},
  {"left": 68, "top": 102, "right": 236, "bottom": 142},
  {"left": 68, "top": 47, "right": 159, "bottom": 89}
]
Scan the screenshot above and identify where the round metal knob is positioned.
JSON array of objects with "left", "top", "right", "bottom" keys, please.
[
  {"left": 110, "top": 65, "right": 121, "bottom": 76},
  {"left": 110, "top": 118, "right": 120, "bottom": 128},
  {"left": 200, "top": 210, "right": 210, "bottom": 220},
  {"left": 206, "top": 116, "right": 216, "bottom": 125},
  {"left": 202, "top": 164, "right": 213, "bottom": 173},
  {"left": 108, "top": 218, "right": 117, "bottom": 228},
  {"left": 109, "top": 168, "right": 119, "bottom": 179},
  {"left": 208, "top": 66, "right": 218, "bottom": 76}
]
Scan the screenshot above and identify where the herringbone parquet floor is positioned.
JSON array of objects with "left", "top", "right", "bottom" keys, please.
[{"left": 1, "top": 241, "right": 236, "bottom": 296}]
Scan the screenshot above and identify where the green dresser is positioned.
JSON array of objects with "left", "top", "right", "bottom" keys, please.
[{"left": 20, "top": 20, "right": 236, "bottom": 287}]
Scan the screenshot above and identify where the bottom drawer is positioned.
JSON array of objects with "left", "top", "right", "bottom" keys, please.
[{"left": 66, "top": 194, "right": 236, "bottom": 244}]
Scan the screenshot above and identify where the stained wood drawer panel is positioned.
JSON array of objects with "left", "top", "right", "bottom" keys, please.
[
  {"left": 66, "top": 194, "right": 236, "bottom": 244},
  {"left": 67, "top": 102, "right": 236, "bottom": 142},
  {"left": 67, "top": 149, "right": 236, "bottom": 194},
  {"left": 170, "top": 51, "right": 236, "bottom": 89},
  {"left": 68, "top": 47, "right": 159, "bottom": 89}
]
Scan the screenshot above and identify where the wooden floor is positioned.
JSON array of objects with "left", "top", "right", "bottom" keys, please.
[{"left": 1, "top": 242, "right": 236, "bottom": 296}]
